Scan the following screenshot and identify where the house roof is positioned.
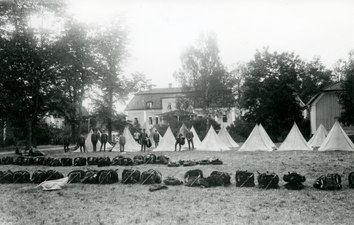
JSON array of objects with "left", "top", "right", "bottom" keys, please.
[
  {"left": 307, "top": 82, "right": 342, "bottom": 105},
  {"left": 125, "top": 87, "right": 188, "bottom": 111}
]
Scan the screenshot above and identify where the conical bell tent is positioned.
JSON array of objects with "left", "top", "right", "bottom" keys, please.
[
  {"left": 199, "top": 126, "right": 230, "bottom": 151},
  {"left": 153, "top": 127, "right": 176, "bottom": 151},
  {"left": 319, "top": 121, "right": 354, "bottom": 151},
  {"left": 308, "top": 124, "right": 328, "bottom": 150},
  {"left": 112, "top": 127, "right": 141, "bottom": 152},
  {"left": 190, "top": 126, "right": 202, "bottom": 149},
  {"left": 218, "top": 126, "right": 239, "bottom": 148},
  {"left": 258, "top": 123, "right": 276, "bottom": 150},
  {"left": 178, "top": 123, "right": 189, "bottom": 137},
  {"left": 239, "top": 125, "right": 274, "bottom": 151},
  {"left": 278, "top": 123, "right": 311, "bottom": 151}
]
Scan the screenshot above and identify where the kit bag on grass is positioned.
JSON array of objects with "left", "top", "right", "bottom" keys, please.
[
  {"left": 61, "top": 158, "right": 73, "bottom": 167},
  {"left": 156, "top": 155, "right": 170, "bottom": 164},
  {"left": 22, "top": 157, "right": 34, "bottom": 166},
  {"left": 133, "top": 155, "right": 144, "bottom": 165},
  {"left": 13, "top": 171, "right": 30, "bottom": 183},
  {"left": 33, "top": 157, "right": 44, "bottom": 165},
  {"left": 112, "top": 156, "right": 133, "bottom": 166},
  {"left": 257, "top": 172, "right": 279, "bottom": 189},
  {"left": 313, "top": 174, "right": 342, "bottom": 190},
  {"left": 283, "top": 172, "right": 306, "bottom": 190},
  {"left": 74, "top": 157, "right": 87, "bottom": 166},
  {"left": 184, "top": 169, "right": 207, "bottom": 187},
  {"left": 167, "top": 161, "right": 180, "bottom": 167},
  {"left": 349, "top": 172, "right": 354, "bottom": 188},
  {"left": 31, "top": 170, "right": 47, "bottom": 183},
  {"left": 87, "top": 157, "right": 98, "bottom": 165},
  {"left": 122, "top": 169, "right": 141, "bottom": 184},
  {"left": 163, "top": 177, "right": 183, "bottom": 185},
  {"left": 146, "top": 139, "right": 152, "bottom": 148},
  {"left": 97, "top": 170, "right": 119, "bottom": 184},
  {"left": 81, "top": 170, "right": 99, "bottom": 184},
  {"left": 14, "top": 157, "right": 24, "bottom": 166},
  {"left": 207, "top": 171, "right": 231, "bottom": 187},
  {"left": 198, "top": 160, "right": 211, "bottom": 165},
  {"left": 1, "top": 157, "right": 14, "bottom": 165},
  {"left": 144, "top": 154, "right": 156, "bottom": 164},
  {"left": 0, "top": 171, "right": 14, "bottom": 183},
  {"left": 141, "top": 169, "right": 162, "bottom": 185},
  {"left": 235, "top": 171, "right": 255, "bottom": 187},
  {"left": 67, "top": 170, "right": 85, "bottom": 183},
  {"left": 97, "top": 157, "right": 111, "bottom": 167},
  {"left": 50, "top": 158, "right": 62, "bottom": 167},
  {"left": 45, "top": 170, "right": 64, "bottom": 181}
]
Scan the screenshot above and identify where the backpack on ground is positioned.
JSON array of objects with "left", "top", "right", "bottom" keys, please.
[
  {"left": 349, "top": 172, "right": 354, "bottom": 188},
  {"left": 112, "top": 156, "right": 133, "bottom": 166},
  {"left": 122, "top": 169, "right": 141, "bottom": 184},
  {"left": 81, "top": 170, "right": 99, "bottom": 184},
  {"left": 163, "top": 177, "right": 183, "bottom": 185},
  {"left": 144, "top": 154, "right": 156, "bottom": 164},
  {"left": 210, "top": 158, "right": 223, "bottom": 165},
  {"left": 167, "top": 161, "right": 180, "bottom": 167},
  {"left": 184, "top": 169, "right": 204, "bottom": 187},
  {"left": 45, "top": 170, "right": 64, "bottom": 181},
  {"left": 13, "top": 171, "right": 30, "bottom": 183},
  {"left": 31, "top": 170, "right": 47, "bottom": 183},
  {"left": 22, "top": 157, "right": 34, "bottom": 166},
  {"left": 87, "top": 157, "right": 98, "bottom": 165},
  {"left": 51, "top": 158, "right": 62, "bottom": 167},
  {"left": 258, "top": 172, "right": 279, "bottom": 189},
  {"left": 0, "top": 170, "right": 14, "bottom": 183},
  {"left": 1, "top": 157, "right": 14, "bottom": 165},
  {"left": 33, "top": 157, "right": 44, "bottom": 165},
  {"left": 97, "top": 157, "right": 111, "bottom": 167},
  {"left": 68, "top": 170, "right": 85, "bottom": 183},
  {"left": 183, "top": 160, "right": 197, "bottom": 167},
  {"left": 141, "top": 169, "right": 162, "bottom": 185},
  {"left": 156, "top": 155, "right": 169, "bottom": 164},
  {"left": 207, "top": 171, "right": 231, "bottom": 187},
  {"left": 133, "top": 155, "right": 144, "bottom": 165},
  {"left": 14, "top": 157, "right": 24, "bottom": 166},
  {"left": 198, "top": 160, "right": 210, "bottom": 165},
  {"left": 313, "top": 174, "right": 342, "bottom": 190},
  {"left": 98, "top": 170, "right": 119, "bottom": 184},
  {"left": 61, "top": 158, "right": 73, "bottom": 167},
  {"left": 74, "top": 157, "right": 87, "bottom": 166},
  {"left": 283, "top": 172, "right": 306, "bottom": 190},
  {"left": 235, "top": 171, "right": 255, "bottom": 187}
]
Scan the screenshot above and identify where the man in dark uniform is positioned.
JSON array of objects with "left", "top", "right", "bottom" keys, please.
[
  {"left": 78, "top": 135, "right": 86, "bottom": 152},
  {"left": 153, "top": 130, "right": 160, "bottom": 147},
  {"left": 140, "top": 129, "right": 148, "bottom": 152},
  {"left": 175, "top": 133, "right": 185, "bottom": 151},
  {"left": 100, "top": 130, "right": 108, "bottom": 152},
  {"left": 91, "top": 129, "right": 100, "bottom": 152},
  {"left": 63, "top": 135, "right": 70, "bottom": 152},
  {"left": 186, "top": 130, "right": 194, "bottom": 150}
]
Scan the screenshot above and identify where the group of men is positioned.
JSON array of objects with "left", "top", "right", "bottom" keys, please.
[
  {"left": 77, "top": 129, "right": 109, "bottom": 153},
  {"left": 134, "top": 128, "right": 195, "bottom": 152}
]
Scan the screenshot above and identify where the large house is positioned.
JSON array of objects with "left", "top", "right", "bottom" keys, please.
[
  {"left": 125, "top": 85, "right": 238, "bottom": 129},
  {"left": 307, "top": 82, "right": 353, "bottom": 135}
]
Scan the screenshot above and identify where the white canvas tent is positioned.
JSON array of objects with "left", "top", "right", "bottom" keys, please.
[
  {"left": 199, "top": 126, "right": 230, "bottom": 151},
  {"left": 308, "top": 124, "right": 328, "bottom": 149},
  {"left": 218, "top": 127, "right": 239, "bottom": 148},
  {"left": 319, "top": 121, "right": 354, "bottom": 151},
  {"left": 278, "top": 123, "right": 311, "bottom": 151},
  {"left": 153, "top": 127, "right": 176, "bottom": 151},
  {"left": 112, "top": 127, "right": 141, "bottom": 152},
  {"left": 258, "top": 124, "right": 277, "bottom": 150},
  {"left": 239, "top": 125, "right": 274, "bottom": 151},
  {"left": 178, "top": 123, "right": 189, "bottom": 137},
  {"left": 190, "top": 126, "right": 202, "bottom": 149},
  {"left": 142, "top": 122, "right": 151, "bottom": 136}
]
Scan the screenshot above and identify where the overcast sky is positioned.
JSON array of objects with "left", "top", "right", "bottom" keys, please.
[{"left": 68, "top": 0, "right": 354, "bottom": 89}]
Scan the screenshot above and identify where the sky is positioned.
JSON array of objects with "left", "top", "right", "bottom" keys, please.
[{"left": 67, "top": 0, "right": 354, "bottom": 89}]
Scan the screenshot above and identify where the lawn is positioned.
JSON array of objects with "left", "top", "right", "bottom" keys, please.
[{"left": 0, "top": 149, "right": 354, "bottom": 225}]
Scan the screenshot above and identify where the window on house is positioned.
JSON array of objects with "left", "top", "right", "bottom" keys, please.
[
  {"left": 149, "top": 117, "right": 153, "bottom": 125},
  {"left": 167, "top": 103, "right": 172, "bottom": 110},
  {"left": 134, "top": 118, "right": 139, "bottom": 124},
  {"left": 146, "top": 101, "right": 153, "bottom": 109},
  {"left": 155, "top": 117, "right": 159, "bottom": 125},
  {"left": 222, "top": 115, "right": 228, "bottom": 123}
]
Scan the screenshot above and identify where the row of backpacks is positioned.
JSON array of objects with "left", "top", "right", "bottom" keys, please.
[
  {"left": 0, "top": 154, "right": 223, "bottom": 167},
  {"left": 1, "top": 169, "right": 354, "bottom": 190}
]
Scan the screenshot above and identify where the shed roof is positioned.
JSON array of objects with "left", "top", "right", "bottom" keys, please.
[{"left": 307, "top": 82, "right": 342, "bottom": 106}]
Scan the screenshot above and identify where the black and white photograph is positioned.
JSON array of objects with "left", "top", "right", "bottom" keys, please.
[{"left": 0, "top": 0, "right": 354, "bottom": 224}]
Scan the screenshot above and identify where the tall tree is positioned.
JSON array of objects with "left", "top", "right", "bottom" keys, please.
[
  {"left": 174, "top": 33, "right": 236, "bottom": 129},
  {"left": 339, "top": 51, "right": 354, "bottom": 126}
]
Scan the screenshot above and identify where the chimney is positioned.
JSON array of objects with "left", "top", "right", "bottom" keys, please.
[{"left": 168, "top": 83, "right": 172, "bottom": 88}]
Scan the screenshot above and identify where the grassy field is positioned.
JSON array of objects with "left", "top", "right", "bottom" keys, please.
[{"left": 0, "top": 149, "right": 354, "bottom": 225}]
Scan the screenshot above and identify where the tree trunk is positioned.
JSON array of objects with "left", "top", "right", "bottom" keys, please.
[
  {"left": 107, "top": 89, "right": 113, "bottom": 143},
  {"left": 71, "top": 122, "right": 77, "bottom": 144},
  {"left": 25, "top": 119, "right": 32, "bottom": 148},
  {"left": 78, "top": 86, "right": 84, "bottom": 136}
]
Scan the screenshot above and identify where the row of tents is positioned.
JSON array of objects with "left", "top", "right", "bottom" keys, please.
[{"left": 80, "top": 121, "right": 354, "bottom": 152}]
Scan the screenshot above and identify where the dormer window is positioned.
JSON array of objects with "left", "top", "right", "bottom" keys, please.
[
  {"left": 146, "top": 101, "right": 153, "bottom": 109},
  {"left": 167, "top": 102, "right": 172, "bottom": 110}
]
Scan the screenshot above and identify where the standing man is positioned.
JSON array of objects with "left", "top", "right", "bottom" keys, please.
[
  {"left": 186, "top": 129, "right": 194, "bottom": 150},
  {"left": 78, "top": 135, "right": 86, "bottom": 153},
  {"left": 140, "top": 129, "right": 148, "bottom": 152},
  {"left": 119, "top": 133, "right": 126, "bottom": 152},
  {"left": 100, "top": 130, "right": 108, "bottom": 152},
  {"left": 153, "top": 130, "right": 160, "bottom": 147},
  {"left": 175, "top": 133, "right": 185, "bottom": 152},
  {"left": 134, "top": 130, "right": 141, "bottom": 144},
  {"left": 91, "top": 129, "right": 100, "bottom": 152},
  {"left": 63, "top": 135, "right": 70, "bottom": 152}
]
